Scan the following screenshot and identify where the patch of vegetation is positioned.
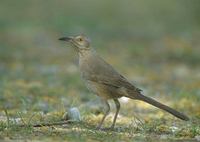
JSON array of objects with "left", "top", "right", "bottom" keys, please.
[{"left": 0, "top": 0, "right": 200, "bottom": 141}]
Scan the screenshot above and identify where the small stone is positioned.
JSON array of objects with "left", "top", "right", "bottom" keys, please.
[
  {"left": 170, "top": 126, "right": 179, "bottom": 133},
  {"left": 195, "top": 135, "right": 200, "bottom": 141},
  {"left": 160, "top": 134, "right": 168, "bottom": 139},
  {"left": 63, "top": 107, "right": 81, "bottom": 122}
]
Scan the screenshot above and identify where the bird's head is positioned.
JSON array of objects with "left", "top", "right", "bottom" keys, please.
[{"left": 59, "top": 34, "right": 91, "bottom": 51}]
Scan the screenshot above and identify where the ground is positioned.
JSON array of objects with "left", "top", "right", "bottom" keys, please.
[{"left": 0, "top": 1, "right": 200, "bottom": 141}]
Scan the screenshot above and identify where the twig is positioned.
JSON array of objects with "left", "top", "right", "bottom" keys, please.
[
  {"left": 134, "top": 114, "right": 144, "bottom": 126},
  {"left": 17, "top": 112, "right": 27, "bottom": 126},
  {"left": 27, "top": 113, "right": 36, "bottom": 125},
  {"left": 19, "top": 120, "right": 75, "bottom": 127},
  {"left": 4, "top": 109, "right": 10, "bottom": 127}
]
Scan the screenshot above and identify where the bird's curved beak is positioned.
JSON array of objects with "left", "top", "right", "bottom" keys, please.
[{"left": 58, "top": 36, "right": 73, "bottom": 42}]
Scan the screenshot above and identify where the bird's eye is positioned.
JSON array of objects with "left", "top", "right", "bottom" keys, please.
[{"left": 78, "top": 38, "right": 83, "bottom": 42}]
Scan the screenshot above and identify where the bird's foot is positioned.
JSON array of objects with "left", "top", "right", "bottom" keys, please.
[
  {"left": 109, "top": 124, "right": 115, "bottom": 129},
  {"left": 95, "top": 124, "right": 103, "bottom": 130},
  {"left": 95, "top": 125, "right": 115, "bottom": 131}
]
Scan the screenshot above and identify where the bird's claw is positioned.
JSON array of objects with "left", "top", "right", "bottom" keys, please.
[{"left": 95, "top": 125, "right": 115, "bottom": 131}]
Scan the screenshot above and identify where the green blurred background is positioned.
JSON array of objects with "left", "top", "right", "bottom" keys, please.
[
  {"left": 0, "top": 0, "right": 200, "bottom": 139},
  {"left": 0, "top": 0, "right": 200, "bottom": 141}
]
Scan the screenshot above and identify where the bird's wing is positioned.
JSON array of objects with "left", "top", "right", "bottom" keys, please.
[{"left": 83, "top": 54, "right": 142, "bottom": 94}]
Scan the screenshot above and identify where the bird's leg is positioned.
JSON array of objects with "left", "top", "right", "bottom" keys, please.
[
  {"left": 96, "top": 100, "right": 110, "bottom": 129},
  {"left": 110, "top": 99, "right": 120, "bottom": 129}
]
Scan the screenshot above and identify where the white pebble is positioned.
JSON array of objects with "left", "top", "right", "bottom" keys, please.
[
  {"left": 195, "top": 135, "right": 200, "bottom": 141},
  {"left": 63, "top": 107, "right": 81, "bottom": 122}
]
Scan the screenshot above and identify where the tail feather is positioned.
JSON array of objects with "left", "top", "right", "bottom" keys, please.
[{"left": 133, "top": 94, "right": 189, "bottom": 121}]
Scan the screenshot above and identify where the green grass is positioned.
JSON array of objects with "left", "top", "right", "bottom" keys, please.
[
  {"left": 0, "top": 0, "right": 200, "bottom": 141},
  {"left": 0, "top": 113, "right": 199, "bottom": 141}
]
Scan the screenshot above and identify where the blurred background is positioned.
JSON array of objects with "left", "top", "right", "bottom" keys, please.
[{"left": 0, "top": 0, "right": 200, "bottom": 120}]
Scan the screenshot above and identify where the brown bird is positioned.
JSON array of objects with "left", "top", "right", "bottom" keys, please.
[{"left": 59, "top": 34, "right": 189, "bottom": 129}]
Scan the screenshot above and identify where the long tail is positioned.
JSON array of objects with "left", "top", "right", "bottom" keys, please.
[{"left": 133, "top": 94, "right": 189, "bottom": 121}]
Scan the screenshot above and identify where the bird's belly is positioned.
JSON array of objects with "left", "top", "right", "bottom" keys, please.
[{"left": 84, "top": 80, "right": 122, "bottom": 100}]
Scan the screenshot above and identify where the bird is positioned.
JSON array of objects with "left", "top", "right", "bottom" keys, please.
[{"left": 59, "top": 34, "right": 189, "bottom": 129}]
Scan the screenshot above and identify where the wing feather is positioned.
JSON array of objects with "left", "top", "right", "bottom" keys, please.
[{"left": 81, "top": 54, "right": 142, "bottom": 95}]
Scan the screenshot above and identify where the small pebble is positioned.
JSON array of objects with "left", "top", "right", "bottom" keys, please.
[
  {"left": 195, "top": 135, "right": 200, "bottom": 141},
  {"left": 160, "top": 134, "right": 168, "bottom": 140},
  {"left": 170, "top": 126, "right": 179, "bottom": 133},
  {"left": 63, "top": 107, "right": 81, "bottom": 122}
]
